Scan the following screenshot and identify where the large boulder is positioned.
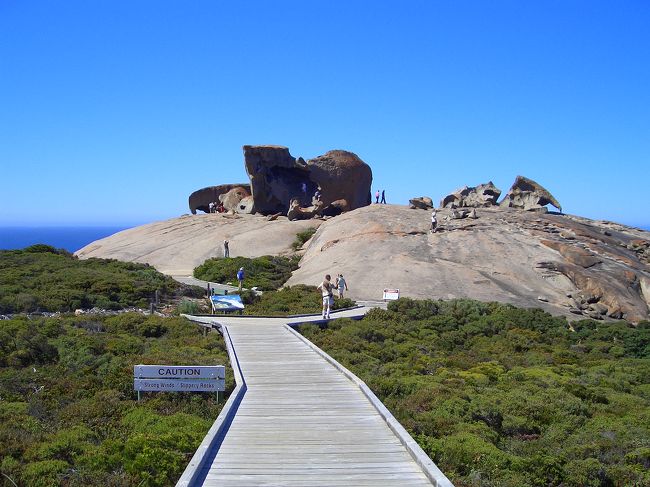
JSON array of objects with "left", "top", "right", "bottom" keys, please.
[
  {"left": 243, "top": 145, "right": 372, "bottom": 216},
  {"left": 189, "top": 184, "right": 251, "bottom": 214},
  {"left": 409, "top": 196, "right": 434, "bottom": 210},
  {"left": 219, "top": 187, "right": 251, "bottom": 212},
  {"left": 500, "top": 176, "right": 562, "bottom": 212},
  {"left": 306, "top": 150, "right": 372, "bottom": 210},
  {"left": 440, "top": 182, "right": 501, "bottom": 209}
]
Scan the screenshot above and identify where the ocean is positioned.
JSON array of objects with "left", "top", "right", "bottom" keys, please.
[{"left": 0, "top": 226, "right": 131, "bottom": 253}]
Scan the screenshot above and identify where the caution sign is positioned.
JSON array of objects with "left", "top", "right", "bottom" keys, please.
[{"left": 134, "top": 365, "right": 225, "bottom": 392}]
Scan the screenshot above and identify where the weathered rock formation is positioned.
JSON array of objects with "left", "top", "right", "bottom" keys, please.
[
  {"left": 409, "top": 196, "right": 434, "bottom": 210},
  {"left": 500, "top": 175, "right": 562, "bottom": 212},
  {"left": 219, "top": 187, "right": 251, "bottom": 213},
  {"left": 287, "top": 198, "right": 324, "bottom": 221},
  {"left": 189, "top": 184, "right": 251, "bottom": 214},
  {"left": 78, "top": 205, "right": 650, "bottom": 323},
  {"left": 441, "top": 182, "right": 501, "bottom": 209},
  {"left": 243, "top": 145, "right": 372, "bottom": 216}
]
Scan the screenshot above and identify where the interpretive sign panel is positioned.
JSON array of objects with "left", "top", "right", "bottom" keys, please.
[
  {"left": 210, "top": 294, "right": 245, "bottom": 312},
  {"left": 134, "top": 365, "right": 225, "bottom": 392},
  {"left": 383, "top": 288, "right": 400, "bottom": 300}
]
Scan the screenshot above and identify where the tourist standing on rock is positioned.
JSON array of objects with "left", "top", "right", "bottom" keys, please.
[
  {"left": 380, "top": 190, "right": 386, "bottom": 204},
  {"left": 431, "top": 209, "right": 438, "bottom": 233},
  {"left": 375, "top": 190, "right": 380, "bottom": 203},
  {"left": 317, "top": 274, "right": 334, "bottom": 319},
  {"left": 237, "top": 267, "right": 245, "bottom": 292},
  {"left": 336, "top": 274, "right": 348, "bottom": 299},
  {"left": 223, "top": 240, "right": 230, "bottom": 258},
  {"left": 209, "top": 202, "right": 214, "bottom": 213}
]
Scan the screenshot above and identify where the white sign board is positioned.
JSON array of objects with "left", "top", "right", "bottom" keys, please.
[
  {"left": 383, "top": 288, "right": 400, "bottom": 301},
  {"left": 134, "top": 365, "right": 225, "bottom": 393},
  {"left": 134, "top": 378, "right": 225, "bottom": 392},
  {"left": 134, "top": 365, "right": 225, "bottom": 379}
]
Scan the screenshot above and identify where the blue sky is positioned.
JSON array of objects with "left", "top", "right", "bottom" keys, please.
[{"left": 1, "top": 1, "right": 648, "bottom": 227}]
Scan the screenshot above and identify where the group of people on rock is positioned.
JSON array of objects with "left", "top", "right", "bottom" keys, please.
[
  {"left": 316, "top": 273, "right": 349, "bottom": 319},
  {"left": 374, "top": 189, "right": 387, "bottom": 204},
  {"left": 208, "top": 201, "right": 226, "bottom": 213}
]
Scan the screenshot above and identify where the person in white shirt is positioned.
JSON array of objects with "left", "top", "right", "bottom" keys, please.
[
  {"left": 336, "top": 274, "right": 348, "bottom": 298},
  {"left": 317, "top": 274, "right": 334, "bottom": 319}
]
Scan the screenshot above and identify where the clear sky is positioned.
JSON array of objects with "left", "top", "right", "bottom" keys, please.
[{"left": 1, "top": 1, "right": 648, "bottom": 228}]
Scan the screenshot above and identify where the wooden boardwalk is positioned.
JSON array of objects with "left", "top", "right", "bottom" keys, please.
[{"left": 178, "top": 311, "right": 452, "bottom": 487}]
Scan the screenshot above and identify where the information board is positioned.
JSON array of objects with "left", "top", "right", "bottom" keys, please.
[{"left": 383, "top": 288, "right": 400, "bottom": 300}]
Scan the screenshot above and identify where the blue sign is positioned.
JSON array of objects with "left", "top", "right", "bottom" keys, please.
[{"left": 210, "top": 294, "right": 245, "bottom": 312}]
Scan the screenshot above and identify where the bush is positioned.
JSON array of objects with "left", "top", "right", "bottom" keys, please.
[
  {"left": 177, "top": 300, "right": 200, "bottom": 315},
  {"left": 243, "top": 285, "right": 356, "bottom": 316},
  {"left": 298, "top": 298, "right": 650, "bottom": 486},
  {"left": 193, "top": 255, "right": 300, "bottom": 291},
  {"left": 0, "top": 247, "right": 179, "bottom": 313},
  {"left": 291, "top": 227, "right": 317, "bottom": 250},
  {"left": 0, "top": 314, "right": 231, "bottom": 486}
]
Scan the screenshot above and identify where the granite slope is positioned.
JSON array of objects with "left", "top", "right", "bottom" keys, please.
[{"left": 76, "top": 206, "right": 650, "bottom": 322}]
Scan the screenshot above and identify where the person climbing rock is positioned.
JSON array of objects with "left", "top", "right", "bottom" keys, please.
[
  {"left": 317, "top": 274, "right": 334, "bottom": 319},
  {"left": 223, "top": 239, "right": 230, "bottom": 258},
  {"left": 431, "top": 209, "right": 438, "bottom": 233}
]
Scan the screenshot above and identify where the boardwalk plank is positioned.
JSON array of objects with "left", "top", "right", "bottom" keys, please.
[{"left": 184, "top": 316, "right": 446, "bottom": 487}]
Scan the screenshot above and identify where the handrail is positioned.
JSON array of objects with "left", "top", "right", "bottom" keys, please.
[{"left": 175, "top": 317, "right": 247, "bottom": 487}]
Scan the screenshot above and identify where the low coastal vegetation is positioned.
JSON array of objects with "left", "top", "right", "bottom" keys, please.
[
  {"left": 291, "top": 227, "right": 317, "bottom": 250},
  {"left": 299, "top": 298, "right": 650, "bottom": 487},
  {"left": 0, "top": 246, "right": 187, "bottom": 314},
  {"left": 194, "top": 255, "right": 300, "bottom": 291},
  {"left": 0, "top": 313, "right": 231, "bottom": 487},
  {"left": 240, "top": 285, "right": 355, "bottom": 316}
]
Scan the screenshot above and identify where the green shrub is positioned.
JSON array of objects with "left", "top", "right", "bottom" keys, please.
[
  {"left": 177, "top": 299, "right": 200, "bottom": 315},
  {"left": 193, "top": 255, "right": 300, "bottom": 291},
  {"left": 0, "top": 314, "right": 230, "bottom": 486},
  {"left": 21, "top": 459, "right": 69, "bottom": 487},
  {"left": 291, "top": 227, "right": 317, "bottom": 250},
  {"left": 0, "top": 247, "right": 179, "bottom": 313},
  {"left": 243, "top": 285, "right": 356, "bottom": 316},
  {"left": 298, "top": 298, "right": 650, "bottom": 486}
]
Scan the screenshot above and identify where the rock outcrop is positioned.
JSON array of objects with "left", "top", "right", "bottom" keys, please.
[
  {"left": 189, "top": 184, "right": 251, "bottom": 214},
  {"left": 306, "top": 150, "right": 372, "bottom": 210},
  {"left": 409, "top": 197, "right": 434, "bottom": 210},
  {"left": 78, "top": 205, "right": 649, "bottom": 324},
  {"left": 287, "top": 198, "right": 324, "bottom": 221},
  {"left": 440, "top": 182, "right": 501, "bottom": 209},
  {"left": 219, "top": 187, "right": 251, "bottom": 213},
  {"left": 500, "top": 176, "right": 562, "bottom": 212},
  {"left": 243, "top": 145, "right": 372, "bottom": 216}
]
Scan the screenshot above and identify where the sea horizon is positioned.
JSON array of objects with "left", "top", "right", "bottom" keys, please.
[
  {"left": 1, "top": 218, "right": 648, "bottom": 256},
  {"left": 0, "top": 226, "right": 133, "bottom": 253}
]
